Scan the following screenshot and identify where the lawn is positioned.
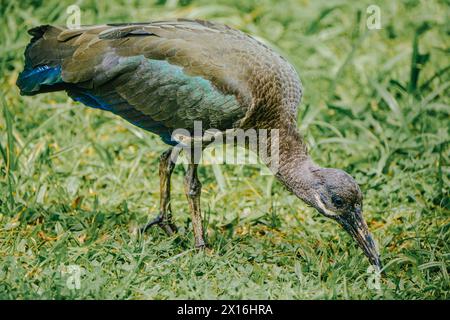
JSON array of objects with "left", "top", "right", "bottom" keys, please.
[{"left": 0, "top": 0, "right": 448, "bottom": 299}]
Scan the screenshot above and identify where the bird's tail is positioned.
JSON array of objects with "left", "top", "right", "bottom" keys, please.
[{"left": 16, "top": 25, "right": 69, "bottom": 96}]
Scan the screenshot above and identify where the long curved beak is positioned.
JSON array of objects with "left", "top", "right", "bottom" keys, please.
[{"left": 337, "top": 208, "right": 382, "bottom": 271}]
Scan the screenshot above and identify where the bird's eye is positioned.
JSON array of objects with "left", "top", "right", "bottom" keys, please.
[{"left": 332, "top": 195, "right": 344, "bottom": 208}]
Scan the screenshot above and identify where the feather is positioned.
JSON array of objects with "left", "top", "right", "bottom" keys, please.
[
  {"left": 17, "top": 65, "right": 62, "bottom": 95},
  {"left": 16, "top": 19, "right": 302, "bottom": 145}
]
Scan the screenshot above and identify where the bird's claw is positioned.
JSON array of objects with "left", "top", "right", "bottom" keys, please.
[
  {"left": 140, "top": 214, "right": 177, "bottom": 235},
  {"left": 196, "top": 243, "right": 212, "bottom": 254}
]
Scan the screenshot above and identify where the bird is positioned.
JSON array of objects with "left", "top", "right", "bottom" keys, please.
[{"left": 16, "top": 19, "right": 381, "bottom": 270}]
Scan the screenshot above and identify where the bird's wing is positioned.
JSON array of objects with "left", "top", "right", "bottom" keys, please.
[{"left": 19, "top": 20, "right": 280, "bottom": 136}]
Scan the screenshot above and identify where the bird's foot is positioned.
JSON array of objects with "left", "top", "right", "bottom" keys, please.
[
  {"left": 140, "top": 213, "right": 178, "bottom": 236},
  {"left": 195, "top": 240, "right": 212, "bottom": 254}
]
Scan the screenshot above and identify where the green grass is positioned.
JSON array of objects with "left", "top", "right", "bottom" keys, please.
[{"left": 0, "top": 0, "right": 449, "bottom": 299}]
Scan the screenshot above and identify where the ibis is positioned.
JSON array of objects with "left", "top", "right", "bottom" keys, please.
[{"left": 17, "top": 19, "right": 381, "bottom": 269}]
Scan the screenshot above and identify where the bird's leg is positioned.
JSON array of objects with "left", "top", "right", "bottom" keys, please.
[
  {"left": 184, "top": 162, "right": 206, "bottom": 248},
  {"left": 141, "top": 147, "right": 179, "bottom": 235}
]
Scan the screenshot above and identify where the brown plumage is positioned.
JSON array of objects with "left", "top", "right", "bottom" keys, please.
[{"left": 17, "top": 19, "right": 381, "bottom": 270}]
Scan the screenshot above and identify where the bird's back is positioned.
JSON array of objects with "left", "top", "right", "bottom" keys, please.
[{"left": 17, "top": 19, "right": 302, "bottom": 144}]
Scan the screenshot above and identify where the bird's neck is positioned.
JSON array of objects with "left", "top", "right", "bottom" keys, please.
[
  {"left": 241, "top": 108, "right": 319, "bottom": 203},
  {"left": 261, "top": 116, "right": 319, "bottom": 205}
]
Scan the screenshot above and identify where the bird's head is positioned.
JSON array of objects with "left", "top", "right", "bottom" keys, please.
[
  {"left": 308, "top": 167, "right": 381, "bottom": 270},
  {"left": 281, "top": 163, "right": 381, "bottom": 270}
]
